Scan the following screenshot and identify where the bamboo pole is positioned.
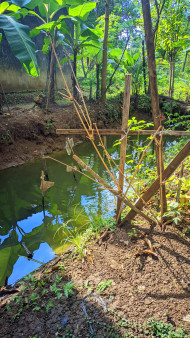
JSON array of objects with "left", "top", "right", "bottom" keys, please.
[
  {"left": 176, "top": 161, "right": 185, "bottom": 203},
  {"left": 56, "top": 129, "right": 190, "bottom": 136},
  {"left": 73, "top": 154, "right": 155, "bottom": 224},
  {"left": 119, "top": 139, "right": 190, "bottom": 226},
  {"left": 116, "top": 74, "right": 132, "bottom": 223}
]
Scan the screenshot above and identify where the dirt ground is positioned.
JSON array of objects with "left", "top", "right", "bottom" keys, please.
[
  {"left": 0, "top": 96, "right": 190, "bottom": 337},
  {"left": 0, "top": 218, "right": 190, "bottom": 337}
]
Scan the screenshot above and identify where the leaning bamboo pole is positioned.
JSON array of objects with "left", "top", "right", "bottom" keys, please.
[{"left": 119, "top": 139, "right": 190, "bottom": 226}]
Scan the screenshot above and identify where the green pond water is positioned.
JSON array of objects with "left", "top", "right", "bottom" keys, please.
[{"left": 0, "top": 135, "right": 184, "bottom": 286}]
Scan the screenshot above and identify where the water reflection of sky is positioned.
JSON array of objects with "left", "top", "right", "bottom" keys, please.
[
  {"left": 9, "top": 243, "right": 55, "bottom": 285},
  {"left": 17, "top": 212, "right": 44, "bottom": 235}
]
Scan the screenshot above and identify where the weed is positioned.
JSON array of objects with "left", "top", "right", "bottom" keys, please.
[
  {"left": 163, "top": 201, "right": 184, "bottom": 225},
  {"left": 128, "top": 228, "right": 137, "bottom": 237},
  {"left": 41, "top": 289, "right": 48, "bottom": 296},
  {"left": 96, "top": 280, "right": 113, "bottom": 293},
  {"left": 84, "top": 280, "right": 93, "bottom": 293},
  {"left": 63, "top": 281, "right": 75, "bottom": 298},
  {"left": 37, "top": 280, "right": 45, "bottom": 288},
  {"left": 6, "top": 304, "right": 11, "bottom": 311},
  {"left": 24, "top": 273, "right": 38, "bottom": 282},
  {"left": 32, "top": 306, "right": 41, "bottom": 311},
  {"left": 146, "top": 318, "right": 187, "bottom": 337},
  {"left": 55, "top": 274, "right": 63, "bottom": 283},
  {"left": 46, "top": 119, "right": 52, "bottom": 130},
  {"left": 46, "top": 300, "right": 54, "bottom": 314},
  {"left": 29, "top": 292, "right": 39, "bottom": 303},
  {"left": 54, "top": 205, "right": 90, "bottom": 258},
  {"left": 50, "top": 282, "right": 62, "bottom": 299},
  {"left": 90, "top": 215, "right": 116, "bottom": 237},
  {"left": 182, "top": 228, "right": 190, "bottom": 236}
]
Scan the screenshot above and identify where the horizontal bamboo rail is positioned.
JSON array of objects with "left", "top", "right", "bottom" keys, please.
[
  {"left": 119, "top": 139, "right": 190, "bottom": 226},
  {"left": 56, "top": 129, "right": 190, "bottom": 136}
]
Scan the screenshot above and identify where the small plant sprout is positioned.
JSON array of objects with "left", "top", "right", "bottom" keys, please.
[
  {"left": 50, "top": 283, "right": 62, "bottom": 299},
  {"left": 84, "top": 280, "right": 93, "bottom": 293},
  {"left": 163, "top": 201, "right": 184, "bottom": 225},
  {"left": 29, "top": 292, "right": 39, "bottom": 303},
  {"left": 63, "top": 281, "right": 75, "bottom": 298},
  {"left": 55, "top": 274, "right": 62, "bottom": 283},
  {"left": 24, "top": 273, "right": 38, "bottom": 282},
  {"left": 32, "top": 306, "right": 41, "bottom": 311},
  {"left": 128, "top": 228, "right": 137, "bottom": 237},
  {"left": 46, "top": 300, "right": 54, "bottom": 314},
  {"left": 96, "top": 280, "right": 113, "bottom": 293}
]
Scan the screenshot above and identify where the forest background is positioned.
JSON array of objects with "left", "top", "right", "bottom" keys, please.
[{"left": 0, "top": 0, "right": 189, "bottom": 109}]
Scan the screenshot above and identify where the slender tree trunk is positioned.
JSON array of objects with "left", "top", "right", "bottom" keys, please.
[
  {"left": 142, "top": 39, "right": 147, "bottom": 94},
  {"left": 171, "top": 60, "right": 175, "bottom": 98},
  {"left": 89, "top": 80, "right": 92, "bottom": 100},
  {"left": 169, "top": 60, "right": 172, "bottom": 97},
  {"left": 141, "top": 0, "right": 167, "bottom": 216},
  {"left": 46, "top": 29, "right": 57, "bottom": 111},
  {"left": 169, "top": 57, "right": 175, "bottom": 98},
  {"left": 73, "top": 48, "right": 78, "bottom": 99},
  {"left": 96, "top": 64, "right": 100, "bottom": 99},
  {"left": 81, "top": 57, "right": 86, "bottom": 78},
  {"left": 101, "top": 0, "right": 110, "bottom": 102},
  {"left": 182, "top": 51, "right": 188, "bottom": 72}
]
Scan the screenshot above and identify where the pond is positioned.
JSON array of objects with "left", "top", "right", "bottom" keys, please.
[{"left": 0, "top": 135, "right": 184, "bottom": 286}]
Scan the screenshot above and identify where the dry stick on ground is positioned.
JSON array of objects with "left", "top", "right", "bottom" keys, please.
[{"left": 119, "top": 139, "right": 190, "bottom": 226}]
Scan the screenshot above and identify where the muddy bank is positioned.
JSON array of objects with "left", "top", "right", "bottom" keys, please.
[{"left": 0, "top": 101, "right": 123, "bottom": 170}]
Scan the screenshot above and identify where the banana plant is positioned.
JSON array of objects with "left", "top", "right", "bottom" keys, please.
[
  {"left": 0, "top": 1, "right": 39, "bottom": 76},
  {"left": 58, "top": 2, "right": 101, "bottom": 98},
  {"left": 25, "top": 1, "right": 99, "bottom": 100}
]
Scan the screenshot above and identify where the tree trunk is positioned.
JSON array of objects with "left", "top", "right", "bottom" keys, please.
[
  {"left": 142, "top": 39, "right": 147, "bottom": 94},
  {"left": 141, "top": 0, "right": 167, "bottom": 216},
  {"left": 96, "top": 64, "right": 100, "bottom": 99},
  {"left": 101, "top": 0, "right": 110, "bottom": 102},
  {"left": 182, "top": 51, "right": 188, "bottom": 72},
  {"left": 81, "top": 57, "right": 86, "bottom": 78},
  {"left": 46, "top": 29, "right": 57, "bottom": 111},
  {"left": 169, "top": 52, "right": 175, "bottom": 99},
  {"left": 73, "top": 48, "right": 78, "bottom": 99},
  {"left": 89, "top": 80, "right": 92, "bottom": 100}
]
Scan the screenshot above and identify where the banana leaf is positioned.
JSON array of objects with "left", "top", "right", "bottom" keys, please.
[{"left": 0, "top": 14, "right": 39, "bottom": 76}]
